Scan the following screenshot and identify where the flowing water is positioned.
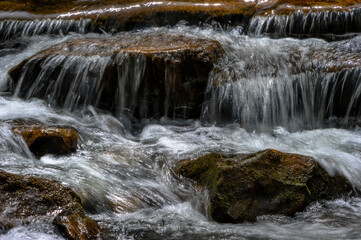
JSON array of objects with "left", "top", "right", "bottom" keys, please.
[{"left": 0, "top": 21, "right": 361, "bottom": 240}]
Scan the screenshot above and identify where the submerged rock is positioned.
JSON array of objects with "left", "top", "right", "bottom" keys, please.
[
  {"left": 0, "top": 169, "right": 100, "bottom": 239},
  {"left": 176, "top": 149, "right": 352, "bottom": 223},
  {"left": 12, "top": 126, "right": 78, "bottom": 157},
  {"left": 8, "top": 33, "right": 224, "bottom": 119}
]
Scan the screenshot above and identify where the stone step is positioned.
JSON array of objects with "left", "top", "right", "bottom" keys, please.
[
  {"left": 8, "top": 33, "right": 224, "bottom": 119},
  {"left": 1, "top": 1, "right": 359, "bottom": 40}
]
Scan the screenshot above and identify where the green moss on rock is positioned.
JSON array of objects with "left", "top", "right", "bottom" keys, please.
[{"left": 176, "top": 149, "right": 353, "bottom": 223}]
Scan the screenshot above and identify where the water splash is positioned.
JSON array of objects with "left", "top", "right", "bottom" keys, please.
[{"left": 0, "top": 122, "right": 33, "bottom": 159}]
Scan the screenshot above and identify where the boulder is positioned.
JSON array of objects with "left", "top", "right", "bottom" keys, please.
[
  {"left": 12, "top": 126, "right": 78, "bottom": 157},
  {"left": 0, "top": 169, "right": 100, "bottom": 239},
  {"left": 8, "top": 33, "right": 224, "bottom": 119},
  {"left": 176, "top": 149, "right": 352, "bottom": 223}
]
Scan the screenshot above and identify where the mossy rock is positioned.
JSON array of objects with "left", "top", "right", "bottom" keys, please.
[
  {"left": 176, "top": 149, "right": 353, "bottom": 223},
  {"left": 0, "top": 169, "right": 100, "bottom": 239}
]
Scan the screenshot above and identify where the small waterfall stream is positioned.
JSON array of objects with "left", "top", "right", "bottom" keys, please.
[
  {"left": 0, "top": 7, "right": 360, "bottom": 240},
  {"left": 0, "top": 19, "right": 93, "bottom": 40},
  {"left": 248, "top": 7, "right": 361, "bottom": 38}
]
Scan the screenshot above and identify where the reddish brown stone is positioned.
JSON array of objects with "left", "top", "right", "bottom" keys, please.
[{"left": 13, "top": 126, "right": 78, "bottom": 157}]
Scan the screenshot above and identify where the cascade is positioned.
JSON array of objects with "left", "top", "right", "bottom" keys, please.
[
  {"left": 0, "top": 1, "right": 360, "bottom": 240},
  {"left": 202, "top": 34, "right": 361, "bottom": 130},
  {"left": 0, "top": 19, "right": 93, "bottom": 40},
  {"left": 249, "top": 7, "right": 361, "bottom": 38},
  {"left": 204, "top": 67, "right": 361, "bottom": 130}
]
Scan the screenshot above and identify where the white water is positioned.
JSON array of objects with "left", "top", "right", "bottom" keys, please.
[
  {"left": 248, "top": 7, "right": 361, "bottom": 38},
  {"left": 0, "top": 19, "right": 92, "bottom": 40},
  {"left": 0, "top": 25, "right": 361, "bottom": 239}
]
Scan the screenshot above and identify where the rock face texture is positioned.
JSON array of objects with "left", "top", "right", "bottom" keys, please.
[
  {"left": 0, "top": 169, "right": 100, "bottom": 239},
  {"left": 12, "top": 126, "right": 78, "bottom": 157},
  {"left": 176, "top": 149, "right": 352, "bottom": 223},
  {"left": 8, "top": 33, "right": 224, "bottom": 119}
]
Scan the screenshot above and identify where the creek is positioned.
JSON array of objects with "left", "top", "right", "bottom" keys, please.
[{"left": 0, "top": 18, "right": 360, "bottom": 240}]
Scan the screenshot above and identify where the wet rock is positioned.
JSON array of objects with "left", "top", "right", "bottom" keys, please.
[
  {"left": 8, "top": 33, "right": 224, "bottom": 119},
  {"left": 1, "top": 0, "right": 360, "bottom": 40},
  {"left": 176, "top": 149, "right": 352, "bottom": 223},
  {"left": 249, "top": 0, "right": 361, "bottom": 39},
  {"left": 54, "top": 212, "right": 100, "bottom": 240},
  {"left": 0, "top": 0, "right": 256, "bottom": 37},
  {"left": 0, "top": 169, "right": 100, "bottom": 239},
  {"left": 12, "top": 126, "right": 78, "bottom": 157}
]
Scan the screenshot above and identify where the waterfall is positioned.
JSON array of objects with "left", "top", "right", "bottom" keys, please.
[
  {"left": 249, "top": 7, "right": 361, "bottom": 38},
  {"left": 0, "top": 18, "right": 93, "bottom": 40},
  {"left": 10, "top": 52, "right": 147, "bottom": 115},
  {"left": 0, "top": 123, "right": 33, "bottom": 158},
  {"left": 7, "top": 50, "right": 119, "bottom": 116},
  {"left": 203, "top": 67, "right": 361, "bottom": 131}
]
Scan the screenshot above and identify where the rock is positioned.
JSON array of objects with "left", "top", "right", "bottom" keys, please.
[
  {"left": 0, "top": 0, "right": 256, "bottom": 37},
  {"left": 12, "top": 126, "right": 78, "bottom": 157},
  {"left": 8, "top": 33, "right": 224, "bottom": 119},
  {"left": 176, "top": 149, "right": 352, "bottom": 223},
  {"left": 249, "top": 0, "right": 361, "bottom": 39},
  {"left": 0, "top": 169, "right": 100, "bottom": 239},
  {"left": 1, "top": 1, "right": 360, "bottom": 40},
  {"left": 54, "top": 212, "right": 100, "bottom": 240}
]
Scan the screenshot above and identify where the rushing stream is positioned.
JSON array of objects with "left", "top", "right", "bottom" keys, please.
[{"left": 0, "top": 22, "right": 361, "bottom": 239}]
